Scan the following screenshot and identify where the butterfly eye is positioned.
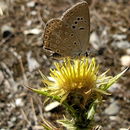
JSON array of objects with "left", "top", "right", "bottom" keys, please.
[
  {"left": 85, "top": 52, "right": 88, "bottom": 57},
  {"left": 52, "top": 53, "right": 61, "bottom": 58}
]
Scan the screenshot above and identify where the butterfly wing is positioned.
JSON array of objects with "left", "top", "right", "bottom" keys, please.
[
  {"left": 62, "top": 1, "right": 90, "bottom": 55},
  {"left": 43, "top": 19, "right": 82, "bottom": 57}
]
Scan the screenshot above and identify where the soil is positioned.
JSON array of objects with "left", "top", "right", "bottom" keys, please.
[{"left": 0, "top": 0, "right": 130, "bottom": 130}]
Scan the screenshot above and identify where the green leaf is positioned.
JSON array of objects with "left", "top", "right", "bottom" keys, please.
[
  {"left": 26, "top": 86, "right": 61, "bottom": 101},
  {"left": 103, "top": 68, "right": 128, "bottom": 91},
  {"left": 87, "top": 99, "right": 99, "bottom": 120},
  {"left": 94, "top": 88, "right": 110, "bottom": 95},
  {"left": 57, "top": 118, "right": 76, "bottom": 130},
  {"left": 26, "top": 86, "right": 77, "bottom": 117}
]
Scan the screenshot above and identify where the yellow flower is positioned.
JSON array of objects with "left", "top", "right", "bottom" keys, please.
[
  {"left": 28, "top": 57, "right": 128, "bottom": 130},
  {"left": 44, "top": 57, "right": 99, "bottom": 104},
  {"left": 30, "top": 57, "right": 127, "bottom": 106}
]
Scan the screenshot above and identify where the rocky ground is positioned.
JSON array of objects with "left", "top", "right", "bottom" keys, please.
[{"left": 0, "top": 0, "right": 130, "bottom": 130}]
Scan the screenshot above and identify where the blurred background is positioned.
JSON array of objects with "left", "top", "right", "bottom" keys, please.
[{"left": 0, "top": 0, "right": 130, "bottom": 129}]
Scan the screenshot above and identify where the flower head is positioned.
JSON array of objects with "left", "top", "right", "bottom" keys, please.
[
  {"left": 28, "top": 56, "right": 128, "bottom": 130},
  {"left": 30, "top": 57, "right": 127, "bottom": 107}
]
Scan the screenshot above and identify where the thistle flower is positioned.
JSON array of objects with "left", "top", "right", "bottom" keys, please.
[
  {"left": 30, "top": 57, "right": 127, "bottom": 106},
  {"left": 29, "top": 57, "right": 127, "bottom": 129}
]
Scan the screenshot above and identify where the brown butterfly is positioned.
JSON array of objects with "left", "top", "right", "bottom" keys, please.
[{"left": 43, "top": 1, "right": 90, "bottom": 58}]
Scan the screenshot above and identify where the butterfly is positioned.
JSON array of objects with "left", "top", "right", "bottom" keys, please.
[{"left": 43, "top": 1, "right": 90, "bottom": 58}]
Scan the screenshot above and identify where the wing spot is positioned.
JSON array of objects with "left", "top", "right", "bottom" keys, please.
[
  {"left": 65, "top": 32, "right": 68, "bottom": 35},
  {"left": 74, "top": 21, "right": 78, "bottom": 24},
  {"left": 46, "top": 30, "right": 50, "bottom": 33},
  {"left": 64, "top": 38, "right": 68, "bottom": 41},
  {"left": 70, "top": 33, "right": 74, "bottom": 36},
  {"left": 56, "top": 49, "right": 60, "bottom": 53},
  {"left": 59, "top": 22, "right": 62, "bottom": 26},
  {"left": 56, "top": 40, "right": 60, "bottom": 44},
  {"left": 72, "top": 25, "right": 76, "bottom": 29},
  {"left": 77, "top": 17, "right": 80, "bottom": 20},
  {"left": 73, "top": 42, "right": 78, "bottom": 45},
  {"left": 44, "top": 35, "right": 49, "bottom": 39},
  {"left": 79, "top": 27, "right": 85, "bottom": 30},
  {"left": 81, "top": 17, "right": 83, "bottom": 20},
  {"left": 70, "top": 11, "right": 73, "bottom": 14}
]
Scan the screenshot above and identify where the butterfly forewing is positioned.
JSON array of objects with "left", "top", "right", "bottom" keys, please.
[{"left": 62, "top": 1, "right": 90, "bottom": 55}]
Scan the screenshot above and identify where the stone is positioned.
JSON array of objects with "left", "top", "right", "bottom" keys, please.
[
  {"left": 1, "top": 25, "right": 14, "bottom": 38},
  {"left": 15, "top": 98, "right": 24, "bottom": 107},
  {"left": 104, "top": 101, "right": 120, "bottom": 116},
  {"left": 90, "top": 32, "right": 101, "bottom": 50},
  {"left": 44, "top": 101, "right": 60, "bottom": 112},
  {"left": 108, "top": 83, "right": 121, "bottom": 92},
  {"left": 27, "top": 51, "right": 40, "bottom": 72},
  {"left": 0, "top": 71, "right": 4, "bottom": 85},
  {"left": 112, "top": 41, "right": 130, "bottom": 49},
  {"left": 120, "top": 55, "right": 130, "bottom": 67}
]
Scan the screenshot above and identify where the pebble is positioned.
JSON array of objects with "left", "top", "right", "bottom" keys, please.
[
  {"left": 0, "top": 1, "right": 8, "bottom": 13},
  {"left": 120, "top": 55, "right": 130, "bottom": 67},
  {"left": 90, "top": 32, "right": 101, "bottom": 50},
  {"left": 27, "top": 51, "right": 40, "bottom": 72},
  {"left": 15, "top": 98, "right": 24, "bottom": 107},
  {"left": 11, "top": 117, "right": 16, "bottom": 122},
  {"left": 44, "top": 101, "right": 60, "bottom": 112},
  {"left": 24, "top": 28, "right": 41, "bottom": 35},
  {"left": 1, "top": 25, "right": 14, "bottom": 38},
  {"left": 112, "top": 34, "right": 127, "bottom": 40},
  {"left": 0, "top": 71, "right": 4, "bottom": 85},
  {"left": 30, "top": 11, "right": 37, "bottom": 15},
  {"left": 26, "top": 20, "right": 32, "bottom": 26},
  {"left": 108, "top": 83, "right": 121, "bottom": 92},
  {"left": 0, "top": 7, "right": 3, "bottom": 15},
  {"left": 111, "top": 41, "right": 130, "bottom": 49},
  {"left": 104, "top": 101, "right": 120, "bottom": 116},
  {"left": 109, "top": 116, "right": 120, "bottom": 121},
  {"left": 26, "top": 1, "right": 35, "bottom": 7},
  {"left": 126, "top": 48, "right": 130, "bottom": 55}
]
